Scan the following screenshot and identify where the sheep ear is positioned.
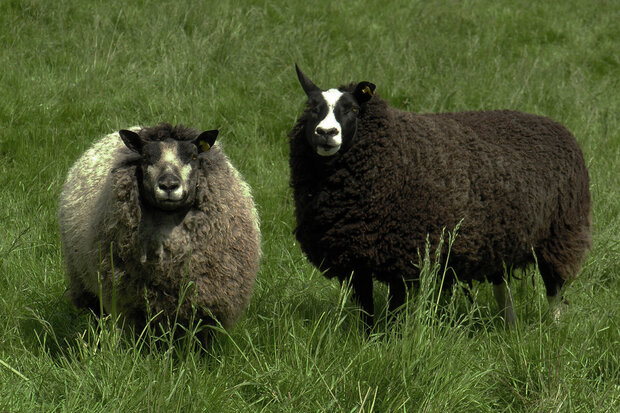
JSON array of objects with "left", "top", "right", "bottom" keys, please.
[
  {"left": 295, "top": 63, "right": 320, "bottom": 95},
  {"left": 119, "top": 129, "right": 143, "bottom": 153},
  {"left": 353, "top": 81, "right": 376, "bottom": 104},
  {"left": 195, "top": 129, "right": 218, "bottom": 153}
]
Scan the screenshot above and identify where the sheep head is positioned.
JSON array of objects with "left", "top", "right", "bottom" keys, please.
[
  {"left": 119, "top": 127, "right": 218, "bottom": 211},
  {"left": 295, "top": 64, "right": 375, "bottom": 157}
]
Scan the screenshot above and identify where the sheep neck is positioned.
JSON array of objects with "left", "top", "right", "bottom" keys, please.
[{"left": 137, "top": 206, "right": 190, "bottom": 264}]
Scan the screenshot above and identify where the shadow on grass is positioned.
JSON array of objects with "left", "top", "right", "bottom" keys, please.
[
  {"left": 19, "top": 293, "right": 224, "bottom": 363},
  {"left": 19, "top": 294, "right": 91, "bottom": 358}
]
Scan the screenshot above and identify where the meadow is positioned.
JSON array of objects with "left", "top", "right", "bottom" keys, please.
[{"left": 0, "top": 0, "right": 618, "bottom": 411}]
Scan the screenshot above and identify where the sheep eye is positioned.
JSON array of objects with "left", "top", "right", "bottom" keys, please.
[{"left": 351, "top": 107, "right": 359, "bottom": 114}]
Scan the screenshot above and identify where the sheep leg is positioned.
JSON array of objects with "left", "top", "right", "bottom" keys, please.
[
  {"left": 462, "top": 280, "right": 475, "bottom": 304},
  {"left": 492, "top": 280, "right": 516, "bottom": 327},
  {"left": 538, "top": 259, "right": 568, "bottom": 322},
  {"left": 387, "top": 279, "right": 407, "bottom": 320},
  {"left": 350, "top": 273, "right": 374, "bottom": 332},
  {"left": 65, "top": 273, "right": 102, "bottom": 314},
  {"left": 546, "top": 285, "right": 566, "bottom": 322}
]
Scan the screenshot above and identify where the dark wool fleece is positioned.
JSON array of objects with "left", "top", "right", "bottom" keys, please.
[{"left": 289, "top": 87, "right": 591, "bottom": 287}]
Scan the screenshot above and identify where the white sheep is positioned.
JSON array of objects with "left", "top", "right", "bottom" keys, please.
[{"left": 58, "top": 123, "right": 261, "bottom": 344}]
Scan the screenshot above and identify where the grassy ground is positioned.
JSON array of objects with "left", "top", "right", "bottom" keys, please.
[{"left": 1, "top": 0, "right": 618, "bottom": 411}]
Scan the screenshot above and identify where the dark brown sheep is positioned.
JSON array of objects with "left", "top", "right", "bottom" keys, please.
[{"left": 289, "top": 65, "right": 591, "bottom": 330}]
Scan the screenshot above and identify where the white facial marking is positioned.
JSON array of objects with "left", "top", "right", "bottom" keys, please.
[
  {"left": 154, "top": 143, "right": 186, "bottom": 202},
  {"left": 161, "top": 143, "right": 181, "bottom": 167},
  {"left": 316, "top": 145, "right": 339, "bottom": 156},
  {"left": 315, "top": 88, "right": 344, "bottom": 156},
  {"left": 180, "top": 164, "right": 192, "bottom": 184}
]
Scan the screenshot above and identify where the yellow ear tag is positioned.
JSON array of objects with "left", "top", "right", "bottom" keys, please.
[
  {"left": 362, "top": 85, "right": 374, "bottom": 96},
  {"left": 199, "top": 141, "right": 211, "bottom": 152}
]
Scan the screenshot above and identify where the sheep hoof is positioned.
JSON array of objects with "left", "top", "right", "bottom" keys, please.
[{"left": 547, "top": 294, "right": 567, "bottom": 323}]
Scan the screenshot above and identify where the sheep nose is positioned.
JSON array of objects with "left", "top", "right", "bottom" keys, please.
[
  {"left": 316, "top": 127, "right": 338, "bottom": 138},
  {"left": 158, "top": 175, "right": 180, "bottom": 192}
]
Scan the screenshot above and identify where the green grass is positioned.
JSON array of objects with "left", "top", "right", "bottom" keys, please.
[{"left": 1, "top": 0, "right": 618, "bottom": 411}]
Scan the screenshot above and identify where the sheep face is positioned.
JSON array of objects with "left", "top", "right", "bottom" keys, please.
[
  {"left": 295, "top": 64, "right": 375, "bottom": 156},
  {"left": 119, "top": 129, "right": 218, "bottom": 211}
]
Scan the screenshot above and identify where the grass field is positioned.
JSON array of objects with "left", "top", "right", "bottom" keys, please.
[{"left": 1, "top": 0, "right": 618, "bottom": 411}]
